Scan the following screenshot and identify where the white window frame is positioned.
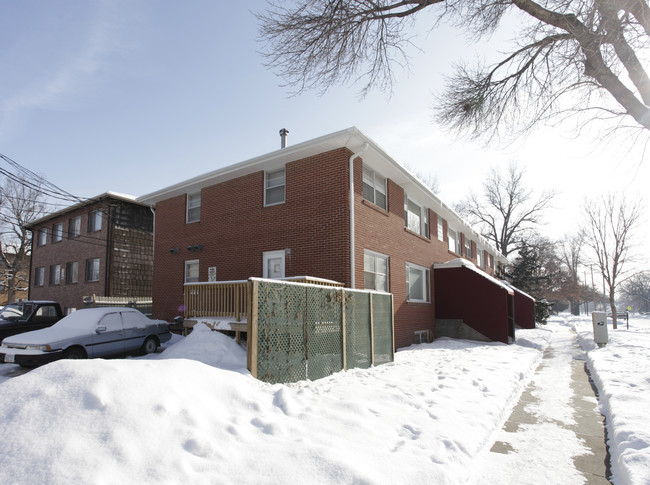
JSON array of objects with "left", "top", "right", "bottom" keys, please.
[
  {"left": 263, "top": 250, "right": 286, "bottom": 279},
  {"left": 437, "top": 217, "right": 444, "bottom": 242},
  {"left": 362, "top": 164, "right": 387, "bottom": 210},
  {"left": 448, "top": 228, "right": 458, "bottom": 254},
  {"left": 186, "top": 192, "right": 201, "bottom": 223},
  {"left": 406, "top": 262, "right": 430, "bottom": 303},
  {"left": 414, "top": 330, "right": 429, "bottom": 344},
  {"left": 404, "top": 195, "right": 429, "bottom": 238},
  {"left": 185, "top": 260, "right": 200, "bottom": 283},
  {"left": 464, "top": 238, "right": 472, "bottom": 258},
  {"left": 364, "top": 250, "right": 389, "bottom": 292},
  {"left": 265, "top": 168, "right": 286, "bottom": 206},
  {"left": 52, "top": 223, "right": 63, "bottom": 242}
]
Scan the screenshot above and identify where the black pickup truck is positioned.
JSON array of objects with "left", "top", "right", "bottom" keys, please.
[{"left": 0, "top": 301, "right": 63, "bottom": 342}]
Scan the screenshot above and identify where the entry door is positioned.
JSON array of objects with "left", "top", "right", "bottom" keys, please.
[{"left": 263, "top": 250, "right": 285, "bottom": 279}]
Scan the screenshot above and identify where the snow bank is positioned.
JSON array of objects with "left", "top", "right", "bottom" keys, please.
[
  {"left": 0, "top": 326, "right": 551, "bottom": 484},
  {"left": 574, "top": 313, "right": 650, "bottom": 485}
]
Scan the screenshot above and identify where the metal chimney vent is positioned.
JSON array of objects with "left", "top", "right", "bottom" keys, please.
[{"left": 279, "top": 128, "right": 289, "bottom": 148}]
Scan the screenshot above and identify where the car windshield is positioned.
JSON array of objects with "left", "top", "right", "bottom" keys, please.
[{"left": 0, "top": 303, "right": 34, "bottom": 321}]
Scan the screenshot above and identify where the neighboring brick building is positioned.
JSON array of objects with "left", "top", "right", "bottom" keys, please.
[
  {"left": 138, "top": 127, "right": 509, "bottom": 349},
  {"left": 26, "top": 193, "right": 154, "bottom": 314}
]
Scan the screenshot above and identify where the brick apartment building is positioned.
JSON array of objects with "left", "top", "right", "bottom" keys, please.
[
  {"left": 139, "top": 127, "right": 511, "bottom": 349},
  {"left": 26, "top": 193, "right": 154, "bottom": 314}
]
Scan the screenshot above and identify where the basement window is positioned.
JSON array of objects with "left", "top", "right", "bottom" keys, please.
[{"left": 414, "top": 330, "right": 429, "bottom": 344}]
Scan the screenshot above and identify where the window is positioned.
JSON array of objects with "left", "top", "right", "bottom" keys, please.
[
  {"left": 437, "top": 217, "right": 444, "bottom": 242},
  {"left": 263, "top": 251, "right": 285, "bottom": 279},
  {"left": 69, "top": 216, "right": 81, "bottom": 238},
  {"left": 362, "top": 165, "right": 387, "bottom": 210},
  {"left": 49, "top": 265, "right": 61, "bottom": 285},
  {"left": 448, "top": 228, "right": 458, "bottom": 254},
  {"left": 477, "top": 249, "right": 484, "bottom": 268},
  {"left": 34, "top": 267, "right": 45, "bottom": 286},
  {"left": 52, "top": 223, "right": 63, "bottom": 243},
  {"left": 37, "top": 228, "right": 47, "bottom": 247},
  {"left": 406, "top": 262, "right": 430, "bottom": 303},
  {"left": 88, "top": 210, "right": 102, "bottom": 232},
  {"left": 186, "top": 192, "right": 201, "bottom": 223},
  {"left": 185, "top": 260, "right": 199, "bottom": 283},
  {"left": 414, "top": 330, "right": 429, "bottom": 344},
  {"left": 265, "top": 168, "right": 286, "bottom": 206},
  {"left": 86, "top": 258, "right": 100, "bottom": 282},
  {"left": 464, "top": 238, "right": 472, "bottom": 258},
  {"left": 66, "top": 262, "right": 79, "bottom": 284},
  {"left": 364, "top": 250, "right": 389, "bottom": 292},
  {"left": 404, "top": 195, "right": 429, "bottom": 237}
]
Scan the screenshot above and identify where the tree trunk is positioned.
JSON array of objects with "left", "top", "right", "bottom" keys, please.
[{"left": 609, "top": 294, "right": 617, "bottom": 329}]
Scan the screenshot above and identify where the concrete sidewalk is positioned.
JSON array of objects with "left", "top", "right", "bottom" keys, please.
[{"left": 473, "top": 323, "right": 611, "bottom": 484}]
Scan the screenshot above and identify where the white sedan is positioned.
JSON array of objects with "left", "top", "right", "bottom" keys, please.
[{"left": 0, "top": 307, "right": 171, "bottom": 367}]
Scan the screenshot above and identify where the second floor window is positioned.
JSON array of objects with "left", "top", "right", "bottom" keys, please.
[
  {"left": 448, "top": 228, "right": 458, "bottom": 254},
  {"left": 52, "top": 223, "right": 63, "bottom": 243},
  {"left": 362, "top": 165, "right": 387, "bottom": 210},
  {"left": 37, "top": 228, "right": 47, "bottom": 246},
  {"left": 437, "top": 217, "right": 444, "bottom": 242},
  {"left": 405, "top": 196, "right": 429, "bottom": 238},
  {"left": 187, "top": 193, "right": 201, "bottom": 223},
  {"left": 69, "top": 216, "right": 81, "bottom": 238},
  {"left": 88, "top": 210, "right": 102, "bottom": 232},
  {"left": 477, "top": 249, "right": 484, "bottom": 268},
  {"left": 265, "top": 168, "right": 286, "bottom": 206},
  {"left": 464, "top": 238, "right": 472, "bottom": 258}
]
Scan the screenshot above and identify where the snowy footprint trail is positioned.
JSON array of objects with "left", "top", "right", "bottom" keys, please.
[{"left": 470, "top": 321, "right": 609, "bottom": 484}]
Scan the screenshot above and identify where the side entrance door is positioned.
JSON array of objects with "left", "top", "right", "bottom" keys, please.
[{"left": 263, "top": 250, "right": 285, "bottom": 279}]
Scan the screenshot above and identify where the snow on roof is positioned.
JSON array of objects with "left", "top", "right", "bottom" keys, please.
[
  {"left": 434, "top": 258, "right": 514, "bottom": 293},
  {"left": 25, "top": 192, "right": 145, "bottom": 229}
]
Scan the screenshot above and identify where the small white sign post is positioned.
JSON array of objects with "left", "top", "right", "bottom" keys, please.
[{"left": 592, "top": 311, "right": 608, "bottom": 347}]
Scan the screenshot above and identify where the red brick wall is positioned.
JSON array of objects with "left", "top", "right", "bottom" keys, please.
[
  {"left": 152, "top": 148, "right": 352, "bottom": 321},
  {"left": 29, "top": 204, "right": 109, "bottom": 313},
  {"left": 352, "top": 158, "right": 470, "bottom": 349},
  {"left": 151, "top": 147, "right": 502, "bottom": 349}
]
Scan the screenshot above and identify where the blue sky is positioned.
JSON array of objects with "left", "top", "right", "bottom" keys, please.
[{"left": 1, "top": 1, "right": 648, "bottom": 263}]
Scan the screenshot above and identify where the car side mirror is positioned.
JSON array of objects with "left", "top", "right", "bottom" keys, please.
[{"left": 96, "top": 325, "right": 107, "bottom": 334}]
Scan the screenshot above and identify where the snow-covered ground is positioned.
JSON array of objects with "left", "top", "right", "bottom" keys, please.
[{"left": 0, "top": 315, "right": 648, "bottom": 484}]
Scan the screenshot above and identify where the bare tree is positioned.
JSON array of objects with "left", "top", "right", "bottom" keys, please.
[
  {"left": 0, "top": 178, "right": 47, "bottom": 303},
  {"left": 558, "top": 232, "right": 585, "bottom": 314},
  {"left": 621, "top": 271, "right": 650, "bottom": 313},
  {"left": 454, "top": 162, "right": 556, "bottom": 257},
  {"left": 582, "top": 193, "right": 644, "bottom": 328},
  {"left": 257, "top": 1, "right": 650, "bottom": 140}
]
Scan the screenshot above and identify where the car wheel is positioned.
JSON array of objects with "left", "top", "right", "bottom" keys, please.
[
  {"left": 63, "top": 347, "right": 86, "bottom": 360},
  {"left": 141, "top": 337, "right": 158, "bottom": 355}
]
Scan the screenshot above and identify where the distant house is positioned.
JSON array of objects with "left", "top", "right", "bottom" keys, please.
[
  {"left": 138, "top": 127, "right": 520, "bottom": 349},
  {"left": 25, "top": 193, "right": 153, "bottom": 314},
  {"left": 0, "top": 256, "right": 29, "bottom": 305}
]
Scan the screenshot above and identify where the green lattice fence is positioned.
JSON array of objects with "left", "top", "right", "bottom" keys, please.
[{"left": 249, "top": 279, "right": 394, "bottom": 383}]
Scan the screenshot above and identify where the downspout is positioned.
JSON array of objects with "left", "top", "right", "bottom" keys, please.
[
  {"left": 26, "top": 228, "right": 34, "bottom": 301},
  {"left": 104, "top": 205, "right": 113, "bottom": 297},
  {"left": 349, "top": 143, "right": 369, "bottom": 289}
]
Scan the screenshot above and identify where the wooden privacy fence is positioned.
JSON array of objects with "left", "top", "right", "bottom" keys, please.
[{"left": 247, "top": 278, "right": 394, "bottom": 383}]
